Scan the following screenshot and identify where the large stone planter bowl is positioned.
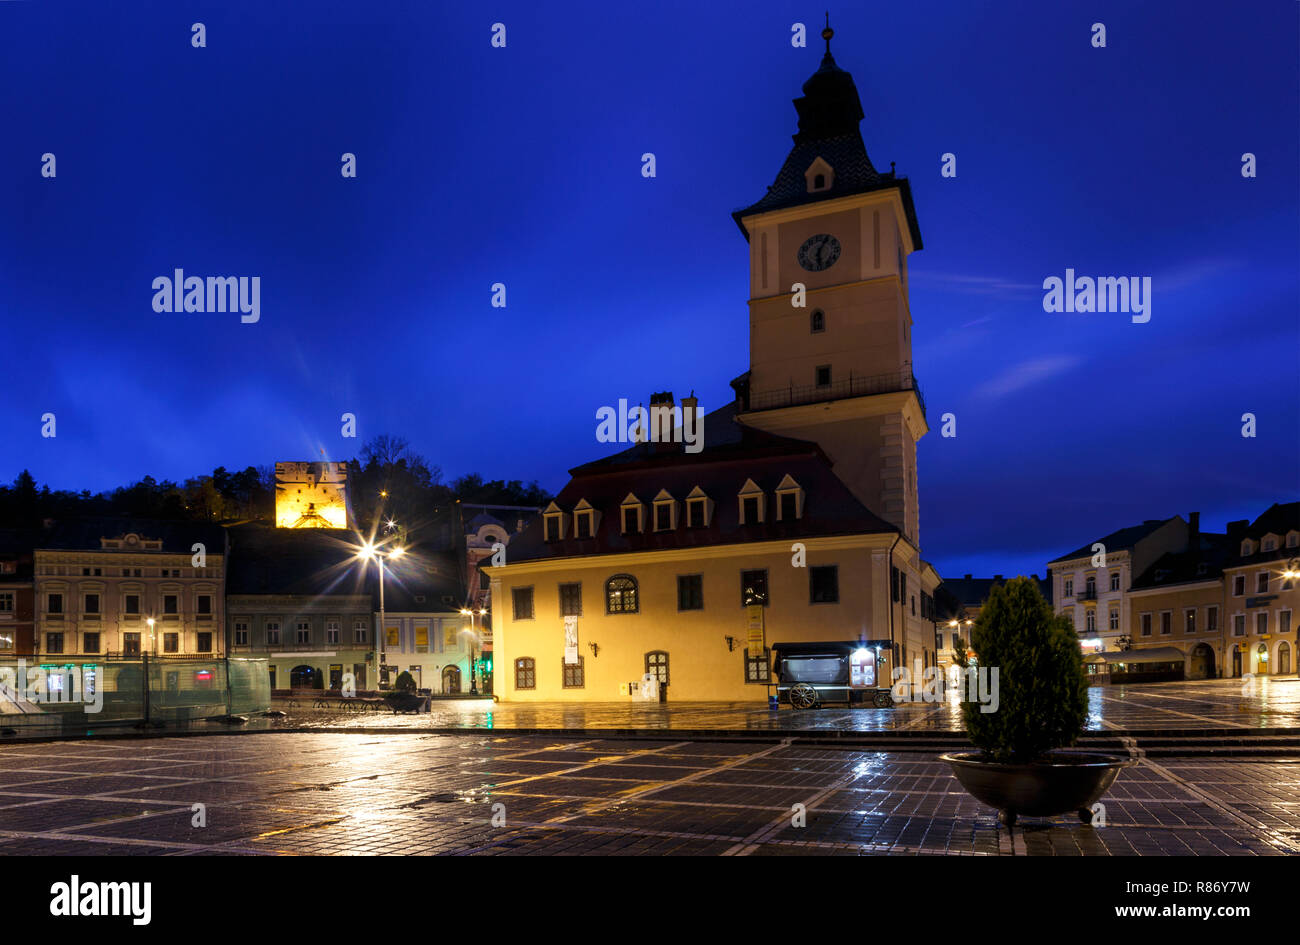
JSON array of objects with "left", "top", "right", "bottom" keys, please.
[{"left": 941, "top": 751, "right": 1135, "bottom": 826}]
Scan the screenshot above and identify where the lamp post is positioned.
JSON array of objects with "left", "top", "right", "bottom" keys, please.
[
  {"left": 146, "top": 617, "right": 156, "bottom": 656},
  {"left": 460, "top": 607, "right": 486, "bottom": 695},
  {"left": 358, "top": 542, "right": 404, "bottom": 691}
]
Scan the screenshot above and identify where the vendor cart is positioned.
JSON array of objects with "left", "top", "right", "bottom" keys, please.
[{"left": 771, "top": 640, "right": 895, "bottom": 709}]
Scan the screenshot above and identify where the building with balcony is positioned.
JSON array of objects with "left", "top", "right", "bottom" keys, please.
[
  {"left": 486, "top": 31, "right": 941, "bottom": 702},
  {"left": 1048, "top": 515, "right": 1190, "bottom": 652},
  {"left": 1219, "top": 502, "right": 1299, "bottom": 677}
]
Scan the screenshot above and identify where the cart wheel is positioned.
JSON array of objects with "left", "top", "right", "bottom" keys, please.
[
  {"left": 1078, "top": 807, "right": 1094, "bottom": 825},
  {"left": 873, "top": 690, "right": 894, "bottom": 709},
  {"left": 789, "top": 683, "right": 819, "bottom": 710},
  {"left": 999, "top": 809, "right": 1017, "bottom": 828}
]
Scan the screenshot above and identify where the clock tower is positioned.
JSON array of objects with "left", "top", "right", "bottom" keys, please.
[{"left": 732, "top": 23, "right": 926, "bottom": 546}]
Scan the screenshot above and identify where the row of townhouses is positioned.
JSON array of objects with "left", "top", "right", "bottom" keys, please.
[
  {"left": 1049, "top": 503, "right": 1300, "bottom": 679},
  {"left": 0, "top": 517, "right": 495, "bottom": 695}
]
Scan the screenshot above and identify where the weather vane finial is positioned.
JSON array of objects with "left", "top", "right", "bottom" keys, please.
[{"left": 822, "top": 12, "right": 833, "bottom": 54}]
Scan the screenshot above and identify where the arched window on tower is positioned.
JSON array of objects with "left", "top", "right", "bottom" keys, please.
[{"left": 810, "top": 309, "right": 825, "bottom": 333}]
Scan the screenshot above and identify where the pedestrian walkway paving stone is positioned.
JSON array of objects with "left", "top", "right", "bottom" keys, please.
[{"left": 0, "top": 729, "right": 1295, "bottom": 856}]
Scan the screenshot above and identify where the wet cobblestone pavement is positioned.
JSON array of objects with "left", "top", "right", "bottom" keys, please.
[
  {"left": 260, "top": 677, "right": 1300, "bottom": 734},
  {"left": 0, "top": 729, "right": 1296, "bottom": 856}
]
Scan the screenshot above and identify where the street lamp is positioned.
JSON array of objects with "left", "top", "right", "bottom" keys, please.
[
  {"left": 459, "top": 607, "right": 486, "bottom": 695},
  {"left": 358, "top": 542, "right": 404, "bottom": 691},
  {"left": 146, "top": 617, "right": 156, "bottom": 656}
]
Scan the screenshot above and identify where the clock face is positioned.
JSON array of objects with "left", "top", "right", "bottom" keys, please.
[{"left": 797, "top": 233, "right": 841, "bottom": 272}]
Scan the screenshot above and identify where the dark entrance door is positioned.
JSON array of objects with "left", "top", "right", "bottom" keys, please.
[
  {"left": 442, "top": 665, "right": 461, "bottom": 694},
  {"left": 289, "top": 665, "right": 319, "bottom": 689},
  {"left": 1232, "top": 646, "right": 1242, "bottom": 677}
]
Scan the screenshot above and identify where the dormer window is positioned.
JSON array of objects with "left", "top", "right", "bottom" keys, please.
[
  {"left": 542, "top": 501, "right": 566, "bottom": 542},
  {"left": 810, "top": 309, "right": 825, "bottom": 333},
  {"left": 619, "top": 493, "right": 644, "bottom": 534},
  {"left": 1241, "top": 539, "right": 1255, "bottom": 557},
  {"left": 804, "top": 156, "right": 834, "bottom": 194},
  {"left": 652, "top": 490, "right": 677, "bottom": 531},
  {"left": 1262, "top": 535, "right": 1277, "bottom": 552},
  {"left": 685, "top": 486, "right": 712, "bottom": 528},
  {"left": 775, "top": 475, "right": 804, "bottom": 522},
  {"left": 738, "top": 479, "right": 765, "bottom": 525},
  {"left": 573, "top": 499, "right": 599, "bottom": 540},
  {"left": 1288, "top": 531, "right": 1299, "bottom": 548}
]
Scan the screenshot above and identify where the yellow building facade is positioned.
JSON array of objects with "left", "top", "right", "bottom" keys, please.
[{"left": 487, "top": 30, "right": 941, "bottom": 703}]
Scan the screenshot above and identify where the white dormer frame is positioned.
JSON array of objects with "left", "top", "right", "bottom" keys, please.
[
  {"left": 805, "top": 156, "right": 834, "bottom": 194},
  {"left": 738, "top": 479, "right": 766, "bottom": 525},
  {"left": 1241, "top": 539, "right": 1255, "bottom": 557},
  {"left": 685, "top": 486, "right": 713, "bottom": 528},
  {"left": 774, "top": 474, "right": 805, "bottom": 521},
  {"left": 619, "top": 493, "right": 644, "bottom": 534},
  {"left": 573, "top": 498, "right": 600, "bottom": 539},
  {"left": 542, "top": 501, "right": 566, "bottom": 542},
  {"left": 652, "top": 489, "right": 677, "bottom": 531},
  {"left": 1287, "top": 530, "right": 1299, "bottom": 548}
]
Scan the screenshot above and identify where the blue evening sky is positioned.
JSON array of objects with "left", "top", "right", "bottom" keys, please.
[{"left": 1, "top": 0, "right": 1296, "bottom": 579}]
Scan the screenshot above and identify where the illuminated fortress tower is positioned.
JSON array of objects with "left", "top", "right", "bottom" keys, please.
[{"left": 275, "top": 461, "right": 352, "bottom": 529}]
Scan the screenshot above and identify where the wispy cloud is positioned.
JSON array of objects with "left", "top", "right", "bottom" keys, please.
[
  {"left": 974, "top": 355, "right": 1081, "bottom": 401},
  {"left": 911, "top": 272, "right": 1041, "bottom": 300}
]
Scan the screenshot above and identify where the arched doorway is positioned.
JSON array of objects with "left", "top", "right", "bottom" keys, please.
[
  {"left": 442, "top": 665, "right": 461, "bottom": 694},
  {"left": 1278, "top": 641, "right": 1292, "bottom": 675},
  {"left": 289, "top": 664, "right": 320, "bottom": 689},
  {"left": 1256, "top": 643, "right": 1270, "bottom": 675},
  {"left": 1189, "top": 643, "right": 1215, "bottom": 680}
]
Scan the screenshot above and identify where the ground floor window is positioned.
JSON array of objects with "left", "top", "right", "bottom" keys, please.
[
  {"left": 82, "top": 632, "right": 100, "bottom": 654},
  {"left": 562, "top": 656, "right": 585, "bottom": 689},
  {"left": 123, "top": 632, "right": 140, "bottom": 656},
  {"left": 515, "top": 657, "right": 536, "bottom": 690},
  {"left": 744, "top": 648, "right": 770, "bottom": 683},
  {"left": 1279, "top": 642, "right": 1292, "bottom": 675}
]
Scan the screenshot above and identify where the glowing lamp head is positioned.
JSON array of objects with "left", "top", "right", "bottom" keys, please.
[
  {"left": 389, "top": 547, "right": 405, "bottom": 558},
  {"left": 358, "top": 542, "right": 376, "bottom": 561}
]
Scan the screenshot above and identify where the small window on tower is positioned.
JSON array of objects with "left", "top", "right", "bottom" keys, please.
[
  {"left": 810, "top": 309, "right": 825, "bottom": 333},
  {"left": 815, "top": 365, "right": 831, "bottom": 388},
  {"left": 813, "top": 173, "right": 825, "bottom": 189}
]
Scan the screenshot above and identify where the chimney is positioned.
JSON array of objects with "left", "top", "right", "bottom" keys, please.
[
  {"left": 1227, "top": 519, "right": 1249, "bottom": 538},
  {"left": 1188, "top": 512, "right": 1200, "bottom": 546},
  {"left": 648, "top": 391, "right": 677, "bottom": 453}
]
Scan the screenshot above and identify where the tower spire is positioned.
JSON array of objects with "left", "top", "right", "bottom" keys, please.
[{"left": 823, "top": 12, "right": 833, "bottom": 56}]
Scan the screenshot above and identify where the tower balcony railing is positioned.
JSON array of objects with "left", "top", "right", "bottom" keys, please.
[{"left": 748, "top": 371, "right": 925, "bottom": 417}]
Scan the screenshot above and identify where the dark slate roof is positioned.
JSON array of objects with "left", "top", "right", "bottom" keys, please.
[
  {"left": 940, "top": 574, "right": 1052, "bottom": 610},
  {"left": 1049, "top": 517, "right": 1179, "bottom": 564},
  {"left": 731, "top": 47, "right": 922, "bottom": 249},
  {"left": 39, "top": 518, "right": 227, "bottom": 555},
  {"left": 504, "top": 403, "right": 897, "bottom": 564},
  {"left": 225, "top": 524, "right": 369, "bottom": 596},
  {"left": 224, "top": 524, "right": 468, "bottom": 607},
  {"left": 1130, "top": 533, "right": 1233, "bottom": 590},
  {"left": 1225, "top": 501, "right": 1300, "bottom": 568}
]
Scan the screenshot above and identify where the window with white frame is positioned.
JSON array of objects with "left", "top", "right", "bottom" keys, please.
[
  {"left": 1257, "top": 612, "right": 1268, "bottom": 635},
  {"left": 1280, "top": 610, "right": 1292, "bottom": 635},
  {"left": 1140, "top": 613, "right": 1152, "bottom": 636},
  {"left": 1256, "top": 572, "right": 1269, "bottom": 594},
  {"left": 354, "top": 620, "right": 369, "bottom": 643},
  {"left": 738, "top": 479, "right": 764, "bottom": 525},
  {"left": 1085, "top": 610, "right": 1096, "bottom": 632},
  {"left": 1109, "top": 571, "right": 1120, "bottom": 592},
  {"left": 296, "top": 621, "right": 311, "bottom": 644},
  {"left": 326, "top": 620, "right": 340, "bottom": 644},
  {"left": 1207, "top": 606, "right": 1218, "bottom": 631},
  {"left": 652, "top": 490, "right": 676, "bottom": 531},
  {"left": 0, "top": 592, "right": 13, "bottom": 613},
  {"left": 775, "top": 475, "right": 803, "bottom": 521},
  {"left": 1063, "top": 578, "right": 1073, "bottom": 598},
  {"left": 685, "top": 486, "right": 711, "bottom": 528},
  {"left": 1233, "top": 614, "right": 1245, "bottom": 636},
  {"left": 1232, "top": 575, "right": 1245, "bottom": 596},
  {"left": 1109, "top": 607, "right": 1119, "bottom": 631},
  {"left": 620, "top": 496, "right": 643, "bottom": 534},
  {"left": 234, "top": 621, "right": 249, "bottom": 646},
  {"left": 1185, "top": 609, "right": 1196, "bottom": 634},
  {"left": 266, "top": 621, "right": 281, "bottom": 645},
  {"left": 1160, "top": 611, "right": 1172, "bottom": 635},
  {"left": 573, "top": 500, "right": 597, "bottom": 540}
]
